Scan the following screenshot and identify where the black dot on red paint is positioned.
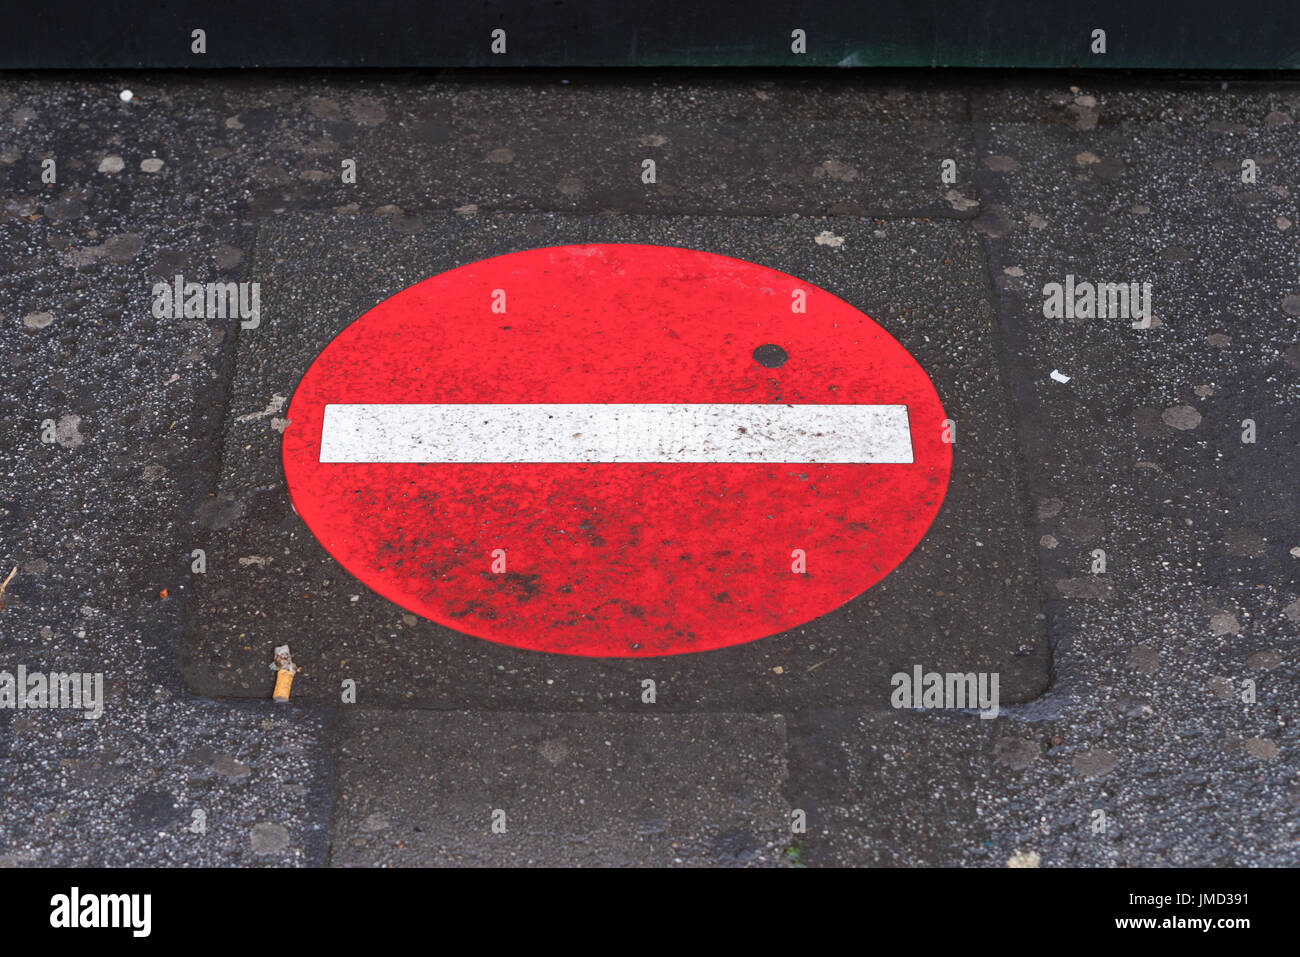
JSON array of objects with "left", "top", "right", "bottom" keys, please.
[{"left": 753, "top": 344, "right": 788, "bottom": 368}]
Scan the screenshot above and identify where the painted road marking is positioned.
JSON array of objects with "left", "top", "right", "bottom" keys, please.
[
  {"left": 282, "top": 243, "right": 951, "bottom": 657},
  {"left": 318, "top": 403, "right": 914, "bottom": 464}
]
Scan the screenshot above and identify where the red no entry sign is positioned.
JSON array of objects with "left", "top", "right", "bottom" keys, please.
[{"left": 282, "top": 244, "right": 951, "bottom": 657}]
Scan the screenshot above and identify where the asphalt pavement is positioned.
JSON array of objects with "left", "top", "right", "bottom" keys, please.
[{"left": 0, "top": 70, "right": 1296, "bottom": 866}]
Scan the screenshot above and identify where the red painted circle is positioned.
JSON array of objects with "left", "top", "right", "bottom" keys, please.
[{"left": 282, "top": 244, "right": 950, "bottom": 657}]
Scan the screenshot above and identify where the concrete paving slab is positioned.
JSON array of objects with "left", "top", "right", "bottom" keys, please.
[
  {"left": 181, "top": 212, "right": 1047, "bottom": 710},
  {"left": 330, "top": 710, "right": 791, "bottom": 866}
]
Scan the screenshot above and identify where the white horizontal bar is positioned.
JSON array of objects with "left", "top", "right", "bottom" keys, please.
[{"left": 319, "top": 404, "right": 913, "bottom": 464}]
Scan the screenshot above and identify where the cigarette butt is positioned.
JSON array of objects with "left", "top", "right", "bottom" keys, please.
[
  {"left": 0, "top": 566, "right": 15, "bottom": 609},
  {"left": 273, "top": 668, "right": 294, "bottom": 702},
  {"left": 270, "top": 643, "right": 298, "bottom": 702}
]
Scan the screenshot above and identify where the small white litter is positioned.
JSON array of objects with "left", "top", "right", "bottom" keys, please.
[{"left": 1050, "top": 370, "right": 1072, "bottom": 383}]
